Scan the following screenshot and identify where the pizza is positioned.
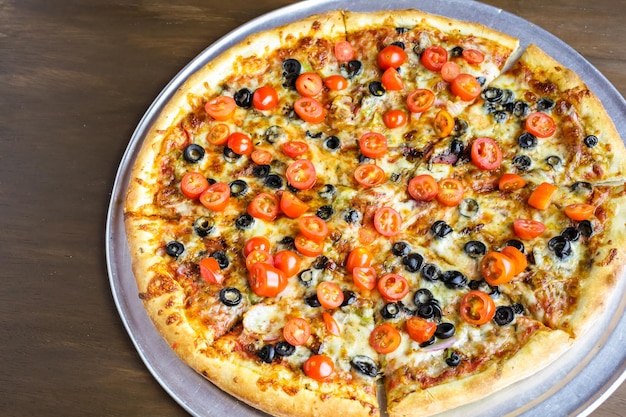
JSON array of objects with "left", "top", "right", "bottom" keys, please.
[{"left": 122, "top": 8, "right": 626, "bottom": 417}]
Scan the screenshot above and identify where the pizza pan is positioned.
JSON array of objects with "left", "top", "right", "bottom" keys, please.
[{"left": 106, "top": 0, "right": 626, "bottom": 416}]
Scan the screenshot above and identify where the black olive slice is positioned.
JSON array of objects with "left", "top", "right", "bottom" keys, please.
[
  {"left": 368, "top": 80, "right": 386, "bottom": 96},
  {"left": 342, "top": 60, "right": 363, "bottom": 78},
  {"left": 431, "top": 220, "right": 453, "bottom": 238},
  {"left": 351, "top": 355, "right": 379, "bottom": 377},
  {"left": 257, "top": 344, "right": 275, "bottom": 363},
  {"left": 282, "top": 58, "right": 301, "bottom": 75},
  {"left": 318, "top": 184, "right": 337, "bottom": 200},
  {"left": 464, "top": 241, "right": 487, "bottom": 258},
  {"left": 546, "top": 155, "right": 562, "bottom": 169},
  {"left": 252, "top": 164, "right": 270, "bottom": 178},
  {"left": 210, "top": 251, "right": 230, "bottom": 269},
  {"left": 323, "top": 135, "right": 341, "bottom": 151},
  {"left": 413, "top": 288, "right": 434, "bottom": 306},
  {"left": 306, "top": 130, "right": 323, "bottom": 139},
  {"left": 312, "top": 256, "right": 328, "bottom": 270},
  {"left": 459, "top": 199, "right": 479, "bottom": 218},
  {"left": 421, "top": 263, "right": 441, "bottom": 282},
  {"left": 278, "top": 236, "right": 296, "bottom": 250},
  {"left": 536, "top": 97, "right": 555, "bottom": 112},
  {"left": 264, "top": 174, "right": 284, "bottom": 189},
  {"left": 570, "top": 181, "right": 594, "bottom": 195},
  {"left": 452, "top": 119, "right": 468, "bottom": 137},
  {"left": 476, "top": 76, "right": 486, "bottom": 87},
  {"left": 316, "top": 205, "right": 334, "bottom": 220},
  {"left": 194, "top": 217, "right": 214, "bottom": 237},
  {"left": 504, "top": 239, "right": 525, "bottom": 253},
  {"left": 219, "top": 287, "right": 242, "bottom": 306},
  {"left": 512, "top": 303, "right": 525, "bottom": 315},
  {"left": 548, "top": 236, "right": 572, "bottom": 260},
  {"left": 481, "top": 87, "right": 503, "bottom": 103},
  {"left": 381, "top": 302, "right": 401, "bottom": 319},
  {"left": 518, "top": 132, "right": 538, "bottom": 149},
  {"left": 402, "top": 252, "right": 424, "bottom": 273},
  {"left": 511, "top": 100, "right": 530, "bottom": 118},
  {"left": 445, "top": 349, "right": 461, "bottom": 367},
  {"left": 512, "top": 155, "right": 532, "bottom": 171},
  {"left": 304, "top": 294, "right": 321, "bottom": 307},
  {"left": 223, "top": 146, "right": 241, "bottom": 163},
  {"left": 235, "top": 213, "right": 255, "bottom": 230},
  {"left": 493, "top": 305, "right": 515, "bottom": 326},
  {"left": 583, "top": 135, "right": 598, "bottom": 148},
  {"left": 165, "top": 241, "right": 184, "bottom": 258},
  {"left": 392, "top": 241, "right": 411, "bottom": 257},
  {"left": 419, "top": 336, "right": 436, "bottom": 348},
  {"left": 275, "top": 341, "right": 296, "bottom": 357},
  {"left": 264, "top": 125, "right": 284, "bottom": 144},
  {"left": 234, "top": 88, "right": 253, "bottom": 108},
  {"left": 229, "top": 179, "right": 249, "bottom": 197},
  {"left": 183, "top": 144, "right": 205, "bottom": 163},
  {"left": 578, "top": 220, "right": 594, "bottom": 237},
  {"left": 395, "top": 27, "right": 409, "bottom": 34},
  {"left": 493, "top": 111, "right": 508, "bottom": 123},
  {"left": 450, "top": 46, "right": 464, "bottom": 57},
  {"left": 298, "top": 269, "right": 314, "bottom": 287},
  {"left": 417, "top": 302, "right": 442, "bottom": 321},
  {"left": 441, "top": 270, "right": 467, "bottom": 289},
  {"left": 341, "top": 290, "right": 357, "bottom": 307},
  {"left": 343, "top": 209, "right": 362, "bottom": 224},
  {"left": 390, "top": 41, "right": 405, "bottom": 49},
  {"left": 435, "top": 322, "right": 456, "bottom": 339},
  {"left": 449, "top": 138, "right": 464, "bottom": 156},
  {"left": 561, "top": 226, "right": 581, "bottom": 242}
]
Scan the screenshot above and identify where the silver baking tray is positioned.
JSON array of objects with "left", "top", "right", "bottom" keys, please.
[{"left": 106, "top": 0, "right": 626, "bottom": 415}]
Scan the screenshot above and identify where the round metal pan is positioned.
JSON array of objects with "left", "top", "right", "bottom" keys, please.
[{"left": 106, "top": 0, "right": 626, "bottom": 416}]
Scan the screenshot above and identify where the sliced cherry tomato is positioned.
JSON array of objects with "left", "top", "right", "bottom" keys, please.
[
  {"left": 322, "top": 311, "right": 341, "bottom": 336},
  {"left": 450, "top": 73, "right": 481, "bottom": 101},
  {"left": 481, "top": 251, "right": 515, "bottom": 286},
  {"left": 346, "top": 246, "right": 373, "bottom": 273},
  {"left": 373, "top": 206, "right": 402, "bottom": 237},
  {"left": 199, "top": 182, "right": 230, "bottom": 212},
  {"left": 436, "top": 178, "right": 464, "bottom": 207},
  {"left": 408, "top": 174, "right": 439, "bottom": 201},
  {"left": 359, "top": 132, "right": 388, "bottom": 158},
  {"left": 440, "top": 61, "right": 461, "bottom": 82},
  {"left": 324, "top": 74, "right": 348, "bottom": 91},
  {"left": 294, "top": 234, "right": 324, "bottom": 257},
  {"left": 334, "top": 41, "right": 354, "bottom": 62},
  {"left": 471, "top": 137, "right": 503, "bottom": 170},
  {"left": 245, "top": 249, "right": 274, "bottom": 270},
  {"left": 406, "top": 316, "right": 437, "bottom": 343},
  {"left": 377, "top": 273, "right": 409, "bottom": 301},
  {"left": 564, "top": 203, "right": 595, "bottom": 221},
  {"left": 383, "top": 109, "right": 408, "bottom": 129},
  {"left": 283, "top": 317, "right": 311, "bottom": 346},
  {"left": 273, "top": 250, "right": 302, "bottom": 278},
  {"left": 296, "top": 72, "right": 323, "bottom": 97},
  {"left": 377, "top": 45, "right": 407, "bottom": 70},
  {"left": 462, "top": 48, "right": 485, "bottom": 64},
  {"left": 247, "top": 262, "right": 287, "bottom": 297},
  {"left": 525, "top": 112, "right": 556, "bottom": 138},
  {"left": 317, "top": 281, "right": 344, "bottom": 309},
  {"left": 500, "top": 246, "right": 528, "bottom": 275},
  {"left": 251, "top": 149, "right": 273, "bottom": 165},
  {"left": 303, "top": 355, "right": 334, "bottom": 381},
  {"left": 354, "top": 164, "right": 386, "bottom": 188},
  {"left": 498, "top": 173, "right": 527, "bottom": 192},
  {"left": 247, "top": 192, "right": 279, "bottom": 221},
  {"left": 205, "top": 96, "right": 236, "bottom": 121},
  {"left": 298, "top": 215, "right": 329, "bottom": 242},
  {"left": 513, "top": 219, "right": 546, "bottom": 240},
  {"left": 199, "top": 257, "right": 225, "bottom": 284},
  {"left": 460, "top": 290, "right": 496, "bottom": 325},
  {"left": 352, "top": 266, "right": 377, "bottom": 291},
  {"left": 421, "top": 45, "right": 448, "bottom": 71},
  {"left": 180, "top": 172, "right": 209, "bottom": 199},
  {"left": 252, "top": 85, "right": 279, "bottom": 110},
  {"left": 286, "top": 159, "right": 317, "bottom": 190},
  {"left": 357, "top": 223, "right": 378, "bottom": 245},
  {"left": 206, "top": 123, "right": 230, "bottom": 145},
  {"left": 433, "top": 109, "right": 455, "bottom": 138},
  {"left": 381, "top": 67, "right": 404, "bottom": 91},
  {"left": 227, "top": 132, "right": 254, "bottom": 155},
  {"left": 280, "top": 191, "right": 309, "bottom": 218},
  {"left": 369, "top": 323, "right": 401, "bottom": 354},
  {"left": 243, "top": 236, "right": 271, "bottom": 257},
  {"left": 282, "top": 141, "right": 309, "bottom": 158},
  {"left": 527, "top": 182, "right": 558, "bottom": 210},
  {"left": 294, "top": 97, "right": 325, "bottom": 124},
  {"left": 406, "top": 89, "right": 435, "bottom": 113}
]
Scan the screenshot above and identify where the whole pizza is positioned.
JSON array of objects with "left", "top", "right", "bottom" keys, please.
[{"left": 123, "top": 9, "right": 626, "bottom": 417}]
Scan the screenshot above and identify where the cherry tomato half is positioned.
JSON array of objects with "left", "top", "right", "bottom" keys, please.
[
  {"left": 243, "top": 236, "right": 271, "bottom": 257},
  {"left": 334, "top": 41, "right": 354, "bottom": 62},
  {"left": 354, "top": 164, "right": 386, "bottom": 188},
  {"left": 180, "top": 172, "right": 209, "bottom": 199},
  {"left": 294, "top": 234, "right": 324, "bottom": 257},
  {"left": 324, "top": 74, "right": 348, "bottom": 91},
  {"left": 408, "top": 174, "right": 439, "bottom": 201},
  {"left": 283, "top": 317, "right": 311, "bottom": 346},
  {"left": 296, "top": 72, "right": 323, "bottom": 97},
  {"left": 322, "top": 311, "right": 341, "bottom": 336},
  {"left": 525, "top": 112, "right": 556, "bottom": 138},
  {"left": 298, "top": 215, "right": 329, "bottom": 242},
  {"left": 406, "top": 89, "right": 435, "bottom": 113},
  {"left": 421, "top": 45, "right": 448, "bottom": 71},
  {"left": 373, "top": 206, "right": 402, "bottom": 237},
  {"left": 248, "top": 263, "right": 287, "bottom": 297},
  {"left": 436, "top": 178, "right": 464, "bottom": 207},
  {"left": 462, "top": 48, "right": 485, "bottom": 64},
  {"left": 205, "top": 96, "right": 236, "bottom": 121},
  {"left": 286, "top": 159, "right": 317, "bottom": 190},
  {"left": 381, "top": 67, "right": 404, "bottom": 91},
  {"left": 500, "top": 246, "right": 528, "bottom": 275},
  {"left": 199, "top": 182, "right": 230, "bottom": 212},
  {"left": 282, "top": 141, "right": 309, "bottom": 158},
  {"left": 383, "top": 109, "right": 408, "bottom": 129},
  {"left": 352, "top": 266, "right": 377, "bottom": 291},
  {"left": 481, "top": 252, "right": 514, "bottom": 286},
  {"left": 564, "top": 203, "right": 595, "bottom": 221},
  {"left": 406, "top": 316, "right": 437, "bottom": 343},
  {"left": 317, "top": 281, "right": 344, "bottom": 309},
  {"left": 460, "top": 290, "right": 496, "bottom": 325},
  {"left": 294, "top": 97, "right": 325, "bottom": 124},
  {"left": 227, "top": 132, "right": 254, "bottom": 155},
  {"left": 273, "top": 250, "right": 302, "bottom": 278},
  {"left": 513, "top": 219, "right": 546, "bottom": 240},
  {"left": 433, "top": 109, "right": 455, "bottom": 138},
  {"left": 252, "top": 85, "right": 279, "bottom": 111},
  {"left": 527, "top": 182, "right": 558, "bottom": 210},
  {"left": 440, "top": 61, "right": 461, "bottom": 82},
  {"left": 303, "top": 355, "right": 334, "bottom": 381},
  {"left": 346, "top": 246, "right": 373, "bottom": 273},
  {"left": 247, "top": 192, "right": 280, "bottom": 221},
  {"left": 471, "top": 137, "right": 503, "bottom": 170},
  {"left": 199, "top": 257, "right": 225, "bottom": 285},
  {"left": 250, "top": 149, "right": 273, "bottom": 165},
  {"left": 369, "top": 323, "right": 401, "bottom": 354},
  {"left": 206, "top": 123, "right": 230, "bottom": 145},
  {"left": 359, "top": 132, "right": 388, "bottom": 159},
  {"left": 245, "top": 249, "right": 274, "bottom": 271},
  {"left": 377, "top": 45, "right": 408, "bottom": 70},
  {"left": 498, "top": 173, "right": 527, "bottom": 192},
  {"left": 279, "top": 191, "right": 309, "bottom": 218},
  {"left": 377, "top": 273, "right": 409, "bottom": 301},
  {"left": 450, "top": 73, "right": 481, "bottom": 101}
]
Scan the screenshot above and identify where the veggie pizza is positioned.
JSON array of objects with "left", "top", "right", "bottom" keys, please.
[{"left": 123, "top": 9, "right": 626, "bottom": 417}]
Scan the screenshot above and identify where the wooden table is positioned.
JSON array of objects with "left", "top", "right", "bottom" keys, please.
[{"left": 1, "top": 0, "right": 624, "bottom": 415}]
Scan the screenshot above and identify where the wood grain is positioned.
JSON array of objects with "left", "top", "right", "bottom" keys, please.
[{"left": 0, "top": 0, "right": 623, "bottom": 416}]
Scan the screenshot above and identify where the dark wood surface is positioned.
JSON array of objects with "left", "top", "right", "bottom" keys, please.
[{"left": 1, "top": 0, "right": 624, "bottom": 415}]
